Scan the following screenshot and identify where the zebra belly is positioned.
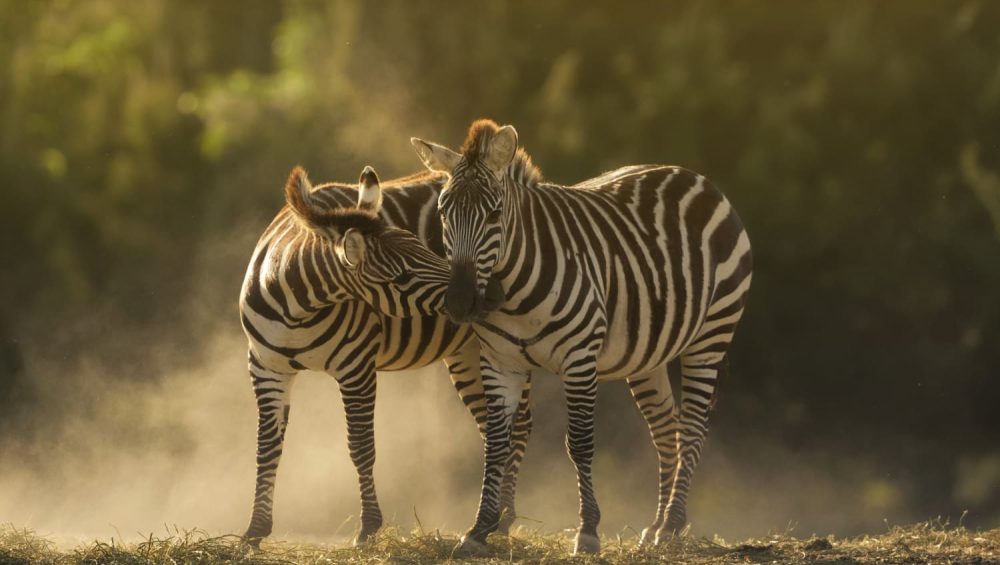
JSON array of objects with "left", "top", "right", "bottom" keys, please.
[
  {"left": 471, "top": 267, "right": 717, "bottom": 380},
  {"left": 245, "top": 301, "right": 469, "bottom": 374},
  {"left": 496, "top": 291, "right": 706, "bottom": 381},
  {"left": 594, "top": 289, "right": 699, "bottom": 380},
  {"left": 474, "top": 292, "right": 609, "bottom": 376},
  {"left": 473, "top": 318, "right": 669, "bottom": 382},
  {"left": 374, "top": 315, "right": 473, "bottom": 371}
]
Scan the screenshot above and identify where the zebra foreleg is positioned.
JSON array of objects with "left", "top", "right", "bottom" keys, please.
[
  {"left": 334, "top": 358, "right": 383, "bottom": 545},
  {"left": 456, "top": 358, "right": 528, "bottom": 555},
  {"left": 244, "top": 355, "right": 297, "bottom": 545},
  {"left": 627, "top": 366, "right": 680, "bottom": 546},
  {"left": 497, "top": 377, "right": 533, "bottom": 534},
  {"left": 445, "top": 341, "right": 488, "bottom": 431},
  {"left": 561, "top": 350, "right": 602, "bottom": 555},
  {"left": 446, "top": 343, "right": 532, "bottom": 536}
]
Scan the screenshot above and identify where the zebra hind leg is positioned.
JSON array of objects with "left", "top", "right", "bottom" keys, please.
[
  {"left": 626, "top": 366, "right": 679, "bottom": 546},
  {"left": 662, "top": 268, "right": 750, "bottom": 539},
  {"left": 244, "top": 355, "right": 297, "bottom": 546},
  {"left": 660, "top": 348, "right": 728, "bottom": 540},
  {"left": 334, "top": 359, "right": 383, "bottom": 546}
]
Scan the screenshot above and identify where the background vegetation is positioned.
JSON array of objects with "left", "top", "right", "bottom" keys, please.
[{"left": 1, "top": 0, "right": 999, "bottom": 545}]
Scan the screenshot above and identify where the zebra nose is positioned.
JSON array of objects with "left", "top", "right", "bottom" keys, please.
[
  {"left": 445, "top": 265, "right": 480, "bottom": 323},
  {"left": 482, "top": 275, "right": 505, "bottom": 311}
]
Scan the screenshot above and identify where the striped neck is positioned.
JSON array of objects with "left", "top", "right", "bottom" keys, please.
[
  {"left": 496, "top": 171, "right": 527, "bottom": 276},
  {"left": 494, "top": 150, "right": 543, "bottom": 275},
  {"left": 291, "top": 230, "right": 359, "bottom": 314}
]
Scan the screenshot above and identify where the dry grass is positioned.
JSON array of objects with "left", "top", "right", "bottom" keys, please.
[{"left": 1, "top": 521, "right": 997, "bottom": 564}]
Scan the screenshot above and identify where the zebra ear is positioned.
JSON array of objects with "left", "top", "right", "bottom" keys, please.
[
  {"left": 485, "top": 125, "right": 518, "bottom": 173},
  {"left": 285, "top": 166, "right": 320, "bottom": 225},
  {"left": 411, "top": 137, "right": 461, "bottom": 173},
  {"left": 357, "top": 165, "right": 382, "bottom": 213},
  {"left": 337, "top": 228, "right": 366, "bottom": 269}
]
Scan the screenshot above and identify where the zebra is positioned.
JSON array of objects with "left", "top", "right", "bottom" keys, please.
[
  {"left": 239, "top": 165, "right": 532, "bottom": 546},
  {"left": 410, "top": 120, "right": 753, "bottom": 555}
]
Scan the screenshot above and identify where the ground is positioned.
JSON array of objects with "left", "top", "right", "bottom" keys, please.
[{"left": 1, "top": 521, "right": 997, "bottom": 564}]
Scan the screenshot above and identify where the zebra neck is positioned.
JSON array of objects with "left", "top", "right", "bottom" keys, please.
[
  {"left": 497, "top": 173, "right": 529, "bottom": 275},
  {"left": 271, "top": 229, "right": 357, "bottom": 319}
]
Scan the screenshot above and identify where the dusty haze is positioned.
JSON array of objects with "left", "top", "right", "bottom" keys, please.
[
  {"left": 1, "top": 306, "right": 940, "bottom": 547},
  {"left": 0, "top": 214, "right": 975, "bottom": 548}
]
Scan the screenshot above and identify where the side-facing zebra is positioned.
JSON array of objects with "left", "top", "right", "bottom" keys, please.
[
  {"left": 411, "top": 120, "right": 753, "bottom": 555},
  {"left": 239, "top": 165, "right": 531, "bottom": 545}
]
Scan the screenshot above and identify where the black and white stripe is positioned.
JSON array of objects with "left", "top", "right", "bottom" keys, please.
[
  {"left": 412, "top": 120, "right": 753, "bottom": 554},
  {"left": 239, "top": 165, "right": 532, "bottom": 545}
]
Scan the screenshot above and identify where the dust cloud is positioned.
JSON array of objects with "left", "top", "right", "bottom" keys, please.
[
  {"left": 0, "top": 228, "right": 968, "bottom": 547},
  {"left": 0, "top": 317, "right": 942, "bottom": 548},
  {"left": 0, "top": 327, "right": 484, "bottom": 546}
]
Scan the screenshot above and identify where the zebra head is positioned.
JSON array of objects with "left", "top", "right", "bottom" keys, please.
[
  {"left": 411, "top": 120, "right": 515, "bottom": 323},
  {"left": 284, "top": 165, "right": 451, "bottom": 318}
]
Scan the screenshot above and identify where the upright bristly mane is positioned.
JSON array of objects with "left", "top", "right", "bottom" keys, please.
[
  {"left": 460, "top": 119, "right": 543, "bottom": 187},
  {"left": 308, "top": 207, "right": 386, "bottom": 235},
  {"left": 284, "top": 166, "right": 386, "bottom": 236},
  {"left": 460, "top": 119, "right": 502, "bottom": 165},
  {"left": 509, "top": 148, "right": 542, "bottom": 187}
]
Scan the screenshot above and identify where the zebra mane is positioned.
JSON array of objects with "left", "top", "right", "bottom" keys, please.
[
  {"left": 307, "top": 208, "right": 386, "bottom": 236},
  {"left": 309, "top": 170, "right": 444, "bottom": 195},
  {"left": 380, "top": 169, "right": 447, "bottom": 188},
  {"left": 460, "top": 119, "right": 542, "bottom": 188},
  {"left": 460, "top": 119, "right": 502, "bottom": 164},
  {"left": 285, "top": 167, "right": 386, "bottom": 236},
  {"left": 509, "top": 148, "right": 543, "bottom": 188}
]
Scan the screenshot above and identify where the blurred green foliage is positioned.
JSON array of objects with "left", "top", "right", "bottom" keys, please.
[{"left": 1, "top": 0, "right": 999, "bottom": 527}]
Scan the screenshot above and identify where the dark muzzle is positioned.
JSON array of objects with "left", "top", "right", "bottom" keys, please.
[
  {"left": 445, "top": 264, "right": 507, "bottom": 323},
  {"left": 482, "top": 275, "right": 505, "bottom": 311},
  {"left": 445, "top": 265, "right": 482, "bottom": 323}
]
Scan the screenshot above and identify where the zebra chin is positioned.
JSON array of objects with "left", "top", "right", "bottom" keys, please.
[
  {"left": 445, "top": 267, "right": 486, "bottom": 323},
  {"left": 444, "top": 289, "right": 485, "bottom": 323}
]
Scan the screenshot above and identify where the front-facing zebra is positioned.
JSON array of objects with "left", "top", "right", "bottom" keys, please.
[
  {"left": 239, "top": 165, "right": 531, "bottom": 545},
  {"left": 411, "top": 120, "right": 753, "bottom": 554}
]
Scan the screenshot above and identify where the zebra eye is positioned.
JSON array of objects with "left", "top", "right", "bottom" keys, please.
[
  {"left": 486, "top": 208, "right": 502, "bottom": 223},
  {"left": 392, "top": 271, "right": 414, "bottom": 285}
]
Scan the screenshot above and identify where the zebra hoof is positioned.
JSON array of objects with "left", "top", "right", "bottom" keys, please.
[
  {"left": 653, "top": 531, "right": 674, "bottom": 546},
  {"left": 496, "top": 510, "right": 517, "bottom": 535},
  {"left": 242, "top": 525, "right": 270, "bottom": 549},
  {"left": 655, "top": 523, "right": 687, "bottom": 545},
  {"left": 638, "top": 527, "right": 656, "bottom": 547},
  {"left": 454, "top": 536, "right": 489, "bottom": 557},
  {"left": 354, "top": 514, "right": 383, "bottom": 547},
  {"left": 574, "top": 532, "right": 600, "bottom": 555},
  {"left": 243, "top": 519, "right": 272, "bottom": 544},
  {"left": 353, "top": 529, "right": 377, "bottom": 547}
]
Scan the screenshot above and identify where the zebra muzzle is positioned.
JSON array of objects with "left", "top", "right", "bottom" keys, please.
[
  {"left": 445, "top": 265, "right": 483, "bottom": 323},
  {"left": 482, "top": 275, "right": 505, "bottom": 311}
]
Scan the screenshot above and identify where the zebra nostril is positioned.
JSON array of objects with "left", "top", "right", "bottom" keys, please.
[
  {"left": 483, "top": 276, "right": 505, "bottom": 311},
  {"left": 445, "top": 287, "right": 474, "bottom": 321},
  {"left": 445, "top": 264, "right": 482, "bottom": 322}
]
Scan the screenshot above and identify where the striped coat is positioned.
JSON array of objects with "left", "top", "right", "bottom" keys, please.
[
  {"left": 239, "top": 166, "right": 532, "bottom": 545},
  {"left": 412, "top": 120, "right": 752, "bottom": 555}
]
